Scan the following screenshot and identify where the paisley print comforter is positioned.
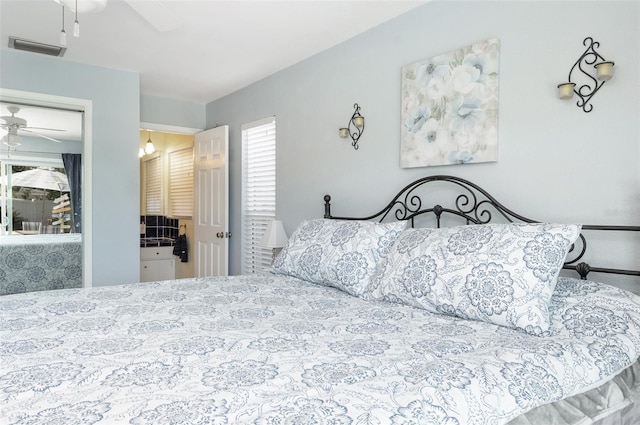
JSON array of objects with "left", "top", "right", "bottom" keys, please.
[{"left": 1, "top": 274, "right": 640, "bottom": 424}]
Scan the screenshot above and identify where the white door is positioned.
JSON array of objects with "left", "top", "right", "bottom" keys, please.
[{"left": 194, "top": 125, "right": 229, "bottom": 277}]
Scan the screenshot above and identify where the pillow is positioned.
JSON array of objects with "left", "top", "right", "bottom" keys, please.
[
  {"left": 271, "top": 219, "right": 407, "bottom": 297},
  {"left": 370, "top": 223, "right": 582, "bottom": 334}
]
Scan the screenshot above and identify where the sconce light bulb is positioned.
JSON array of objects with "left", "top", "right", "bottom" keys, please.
[{"left": 138, "top": 148, "right": 145, "bottom": 158}]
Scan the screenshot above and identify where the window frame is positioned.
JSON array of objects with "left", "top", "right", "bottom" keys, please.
[
  {"left": 0, "top": 154, "right": 67, "bottom": 234},
  {"left": 241, "top": 116, "right": 277, "bottom": 274}
]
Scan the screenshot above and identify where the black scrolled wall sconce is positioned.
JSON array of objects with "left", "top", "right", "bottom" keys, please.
[
  {"left": 339, "top": 103, "right": 365, "bottom": 150},
  {"left": 557, "top": 37, "right": 615, "bottom": 113}
]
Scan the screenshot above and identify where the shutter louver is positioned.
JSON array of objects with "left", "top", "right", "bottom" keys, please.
[
  {"left": 169, "top": 147, "right": 194, "bottom": 217},
  {"left": 145, "top": 155, "right": 162, "bottom": 215},
  {"left": 242, "top": 118, "right": 276, "bottom": 274}
]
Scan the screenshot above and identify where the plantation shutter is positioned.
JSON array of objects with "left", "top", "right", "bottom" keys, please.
[
  {"left": 144, "top": 154, "right": 162, "bottom": 215},
  {"left": 241, "top": 117, "right": 276, "bottom": 274},
  {"left": 169, "top": 147, "right": 194, "bottom": 217}
]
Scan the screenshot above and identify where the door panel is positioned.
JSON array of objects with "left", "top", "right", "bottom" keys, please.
[{"left": 194, "top": 126, "right": 229, "bottom": 277}]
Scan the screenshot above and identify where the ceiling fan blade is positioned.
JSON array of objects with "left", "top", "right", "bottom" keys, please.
[
  {"left": 1, "top": 116, "right": 27, "bottom": 126},
  {"left": 20, "top": 128, "right": 62, "bottom": 143},
  {"left": 24, "top": 126, "right": 65, "bottom": 132},
  {"left": 124, "top": 0, "right": 182, "bottom": 32}
]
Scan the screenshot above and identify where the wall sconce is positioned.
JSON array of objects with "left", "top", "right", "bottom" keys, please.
[
  {"left": 557, "top": 36, "right": 615, "bottom": 113},
  {"left": 339, "top": 103, "right": 365, "bottom": 150}
]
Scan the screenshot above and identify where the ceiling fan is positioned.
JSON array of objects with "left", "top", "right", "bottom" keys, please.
[
  {"left": 56, "top": 0, "right": 181, "bottom": 32},
  {"left": 1, "top": 106, "right": 64, "bottom": 147}
]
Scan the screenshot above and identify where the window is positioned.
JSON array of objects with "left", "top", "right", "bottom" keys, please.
[
  {"left": 0, "top": 154, "right": 70, "bottom": 234},
  {"left": 241, "top": 117, "right": 276, "bottom": 274},
  {"left": 168, "top": 147, "right": 194, "bottom": 217},
  {"left": 143, "top": 154, "right": 162, "bottom": 215}
]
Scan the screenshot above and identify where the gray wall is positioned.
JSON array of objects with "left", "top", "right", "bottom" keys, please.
[
  {"left": 141, "top": 94, "right": 206, "bottom": 130},
  {"left": 206, "top": 1, "right": 640, "bottom": 287},
  {"left": 1, "top": 49, "right": 140, "bottom": 286}
]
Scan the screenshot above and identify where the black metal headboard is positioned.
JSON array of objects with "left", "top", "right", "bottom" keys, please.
[{"left": 323, "top": 175, "right": 640, "bottom": 280}]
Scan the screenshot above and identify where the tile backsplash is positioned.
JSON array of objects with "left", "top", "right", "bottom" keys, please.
[{"left": 140, "top": 215, "right": 178, "bottom": 239}]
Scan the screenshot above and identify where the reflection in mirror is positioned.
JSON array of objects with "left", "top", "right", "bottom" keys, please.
[{"left": 0, "top": 102, "right": 83, "bottom": 295}]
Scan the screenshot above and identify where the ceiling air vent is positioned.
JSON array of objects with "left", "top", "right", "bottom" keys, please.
[{"left": 8, "top": 36, "right": 66, "bottom": 57}]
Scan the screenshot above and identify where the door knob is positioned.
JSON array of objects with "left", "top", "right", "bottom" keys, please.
[{"left": 216, "top": 232, "right": 224, "bottom": 238}]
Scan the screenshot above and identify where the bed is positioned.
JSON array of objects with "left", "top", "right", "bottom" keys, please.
[
  {"left": 1, "top": 175, "right": 639, "bottom": 424},
  {"left": 0, "top": 233, "right": 82, "bottom": 295}
]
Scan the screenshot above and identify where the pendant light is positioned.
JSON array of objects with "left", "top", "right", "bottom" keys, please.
[
  {"left": 73, "top": 0, "right": 80, "bottom": 37},
  {"left": 144, "top": 131, "right": 156, "bottom": 155},
  {"left": 60, "top": 5, "right": 67, "bottom": 46}
]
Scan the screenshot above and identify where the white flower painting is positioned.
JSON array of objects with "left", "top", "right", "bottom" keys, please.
[{"left": 401, "top": 38, "right": 500, "bottom": 168}]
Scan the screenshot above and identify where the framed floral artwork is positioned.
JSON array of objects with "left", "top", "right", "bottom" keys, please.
[{"left": 400, "top": 38, "right": 500, "bottom": 168}]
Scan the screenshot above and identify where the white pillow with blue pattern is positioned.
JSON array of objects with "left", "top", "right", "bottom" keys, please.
[
  {"left": 271, "top": 219, "right": 407, "bottom": 297},
  {"left": 369, "top": 223, "right": 582, "bottom": 335}
]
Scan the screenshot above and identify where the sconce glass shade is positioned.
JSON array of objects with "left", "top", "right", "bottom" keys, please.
[
  {"left": 557, "top": 82, "right": 576, "bottom": 100},
  {"left": 339, "top": 128, "right": 349, "bottom": 138},
  {"left": 595, "top": 61, "right": 614, "bottom": 81},
  {"left": 353, "top": 116, "right": 364, "bottom": 128},
  {"left": 260, "top": 220, "right": 288, "bottom": 248},
  {"left": 138, "top": 148, "right": 145, "bottom": 158}
]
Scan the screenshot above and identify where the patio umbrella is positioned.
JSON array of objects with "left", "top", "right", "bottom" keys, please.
[
  {"left": 5, "top": 167, "right": 70, "bottom": 192},
  {"left": 2, "top": 167, "right": 70, "bottom": 228}
]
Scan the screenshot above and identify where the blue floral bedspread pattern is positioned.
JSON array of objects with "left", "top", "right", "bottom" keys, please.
[
  {"left": 1, "top": 274, "right": 640, "bottom": 424},
  {"left": 0, "top": 234, "right": 82, "bottom": 295}
]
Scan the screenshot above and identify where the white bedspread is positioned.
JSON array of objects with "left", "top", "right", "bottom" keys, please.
[{"left": 1, "top": 274, "right": 640, "bottom": 424}]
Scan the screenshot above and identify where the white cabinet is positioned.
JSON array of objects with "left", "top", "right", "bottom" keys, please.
[{"left": 140, "top": 247, "right": 175, "bottom": 282}]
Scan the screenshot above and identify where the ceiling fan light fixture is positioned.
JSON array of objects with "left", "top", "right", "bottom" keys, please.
[
  {"left": 2, "top": 132, "right": 22, "bottom": 148},
  {"left": 73, "top": 0, "right": 80, "bottom": 37},
  {"left": 60, "top": 5, "right": 67, "bottom": 45},
  {"left": 56, "top": 0, "right": 107, "bottom": 14}
]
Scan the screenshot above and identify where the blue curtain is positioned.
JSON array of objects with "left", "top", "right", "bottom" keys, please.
[{"left": 62, "top": 153, "right": 82, "bottom": 233}]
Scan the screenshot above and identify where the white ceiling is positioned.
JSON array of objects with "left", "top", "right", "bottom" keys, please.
[
  {"left": 0, "top": 0, "right": 426, "bottom": 105},
  {"left": 0, "top": 0, "right": 426, "bottom": 143}
]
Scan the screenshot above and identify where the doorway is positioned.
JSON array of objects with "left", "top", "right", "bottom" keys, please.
[
  {"left": 0, "top": 88, "right": 93, "bottom": 289},
  {"left": 139, "top": 122, "right": 202, "bottom": 280}
]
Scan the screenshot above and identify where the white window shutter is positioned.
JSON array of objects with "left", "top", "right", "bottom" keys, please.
[
  {"left": 169, "top": 147, "right": 194, "bottom": 217},
  {"left": 144, "top": 155, "right": 162, "bottom": 215},
  {"left": 241, "top": 117, "right": 276, "bottom": 274}
]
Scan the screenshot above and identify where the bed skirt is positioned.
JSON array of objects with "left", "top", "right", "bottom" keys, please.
[{"left": 509, "top": 358, "right": 640, "bottom": 425}]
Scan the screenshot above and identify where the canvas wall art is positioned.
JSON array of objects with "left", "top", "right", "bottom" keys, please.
[{"left": 400, "top": 38, "right": 500, "bottom": 168}]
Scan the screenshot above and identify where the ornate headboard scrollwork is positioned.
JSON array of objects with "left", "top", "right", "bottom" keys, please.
[{"left": 323, "top": 175, "right": 640, "bottom": 280}]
